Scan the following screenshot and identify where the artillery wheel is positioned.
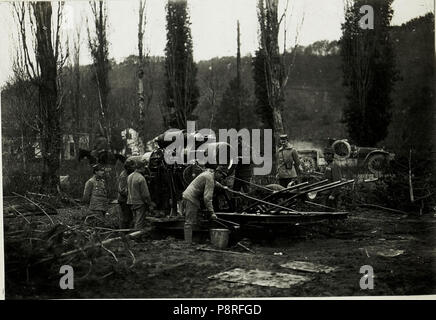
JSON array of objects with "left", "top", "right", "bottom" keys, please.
[
  {"left": 182, "top": 164, "right": 204, "bottom": 185},
  {"left": 367, "top": 154, "right": 388, "bottom": 175},
  {"left": 300, "top": 156, "right": 317, "bottom": 173}
]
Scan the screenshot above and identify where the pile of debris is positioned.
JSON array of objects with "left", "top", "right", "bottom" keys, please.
[{"left": 3, "top": 196, "right": 149, "bottom": 288}]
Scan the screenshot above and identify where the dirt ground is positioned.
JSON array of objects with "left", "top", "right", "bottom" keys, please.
[{"left": 4, "top": 207, "right": 436, "bottom": 299}]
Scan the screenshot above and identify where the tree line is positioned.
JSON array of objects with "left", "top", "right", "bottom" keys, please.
[{"left": 1, "top": 0, "right": 434, "bottom": 194}]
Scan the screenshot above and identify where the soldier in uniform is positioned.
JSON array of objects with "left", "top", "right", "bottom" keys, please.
[
  {"left": 82, "top": 164, "right": 108, "bottom": 218},
  {"left": 276, "top": 134, "right": 301, "bottom": 187},
  {"left": 181, "top": 166, "right": 228, "bottom": 244},
  {"left": 324, "top": 153, "right": 344, "bottom": 208},
  {"left": 127, "top": 158, "right": 153, "bottom": 230},
  {"left": 117, "top": 158, "right": 136, "bottom": 229}
]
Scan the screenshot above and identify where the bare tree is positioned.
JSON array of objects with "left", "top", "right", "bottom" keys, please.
[
  {"left": 137, "top": 0, "right": 146, "bottom": 141},
  {"left": 87, "top": 0, "right": 110, "bottom": 144},
  {"left": 254, "top": 0, "right": 304, "bottom": 152},
  {"left": 205, "top": 62, "right": 221, "bottom": 129},
  {"left": 11, "top": 2, "right": 67, "bottom": 193},
  {"left": 214, "top": 20, "right": 249, "bottom": 131},
  {"left": 137, "top": 0, "right": 154, "bottom": 149},
  {"left": 235, "top": 20, "right": 242, "bottom": 129},
  {"left": 72, "top": 24, "right": 82, "bottom": 155}
]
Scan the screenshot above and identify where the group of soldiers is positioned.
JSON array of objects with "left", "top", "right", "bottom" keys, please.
[
  {"left": 82, "top": 155, "right": 231, "bottom": 243},
  {"left": 82, "top": 133, "right": 337, "bottom": 244},
  {"left": 82, "top": 158, "right": 152, "bottom": 230}
]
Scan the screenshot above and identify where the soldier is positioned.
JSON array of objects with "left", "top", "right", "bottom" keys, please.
[
  {"left": 127, "top": 158, "right": 153, "bottom": 230},
  {"left": 181, "top": 166, "right": 228, "bottom": 244},
  {"left": 118, "top": 158, "right": 136, "bottom": 229},
  {"left": 324, "top": 153, "right": 343, "bottom": 208},
  {"left": 276, "top": 134, "right": 301, "bottom": 187},
  {"left": 82, "top": 164, "right": 108, "bottom": 218}
]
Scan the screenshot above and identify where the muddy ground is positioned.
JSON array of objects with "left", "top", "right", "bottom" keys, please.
[{"left": 4, "top": 207, "right": 436, "bottom": 299}]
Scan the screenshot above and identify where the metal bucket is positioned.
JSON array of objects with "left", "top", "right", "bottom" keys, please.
[{"left": 210, "top": 229, "right": 230, "bottom": 249}]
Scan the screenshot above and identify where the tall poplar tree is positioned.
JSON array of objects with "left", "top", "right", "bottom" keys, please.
[
  {"left": 164, "top": 0, "right": 199, "bottom": 129},
  {"left": 341, "top": 0, "right": 396, "bottom": 146}
]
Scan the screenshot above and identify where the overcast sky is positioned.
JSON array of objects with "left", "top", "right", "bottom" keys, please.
[{"left": 0, "top": 0, "right": 434, "bottom": 87}]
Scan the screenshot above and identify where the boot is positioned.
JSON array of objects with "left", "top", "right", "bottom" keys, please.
[{"left": 184, "top": 226, "right": 192, "bottom": 244}]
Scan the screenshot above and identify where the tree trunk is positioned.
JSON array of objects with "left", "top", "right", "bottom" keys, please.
[
  {"left": 272, "top": 105, "right": 285, "bottom": 142},
  {"left": 73, "top": 29, "right": 81, "bottom": 158},
  {"left": 33, "top": 2, "right": 61, "bottom": 193},
  {"left": 137, "top": 0, "right": 146, "bottom": 150}
]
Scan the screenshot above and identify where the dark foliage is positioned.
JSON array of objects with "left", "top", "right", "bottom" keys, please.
[
  {"left": 387, "top": 13, "right": 435, "bottom": 163},
  {"left": 340, "top": 0, "right": 397, "bottom": 146},
  {"left": 164, "top": 0, "right": 199, "bottom": 129}
]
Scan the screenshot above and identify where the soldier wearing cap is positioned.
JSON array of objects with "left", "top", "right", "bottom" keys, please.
[
  {"left": 181, "top": 166, "right": 228, "bottom": 244},
  {"left": 276, "top": 134, "right": 301, "bottom": 187},
  {"left": 127, "top": 158, "right": 152, "bottom": 229},
  {"left": 118, "top": 157, "right": 136, "bottom": 229},
  {"left": 82, "top": 164, "right": 109, "bottom": 217}
]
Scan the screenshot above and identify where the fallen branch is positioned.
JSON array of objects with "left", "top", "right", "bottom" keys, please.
[
  {"left": 34, "top": 230, "right": 146, "bottom": 265},
  {"left": 92, "top": 226, "right": 134, "bottom": 232},
  {"left": 304, "top": 200, "right": 337, "bottom": 211},
  {"left": 77, "top": 261, "right": 93, "bottom": 281},
  {"left": 10, "top": 206, "right": 31, "bottom": 224},
  {"left": 26, "top": 191, "right": 54, "bottom": 199},
  {"left": 5, "top": 230, "right": 25, "bottom": 236},
  {"left": 128, "top": 249, "right": 136, "bottom": 269},
  {"left": 357, "top": 203, "right": 408, "bottom": 215},
  {"left": 236, "top": 242, "right": 255, "bottom": 254},
  {"left": 12, "top": 192, "right": 55, "bottom": 225},
  {"left": 98, "top": 271, "right": 114, "bottom": 280},
  {"left": 414, "top": 192, "right": 434, "bottom": 202},
  {"left": 409, "top": 149, "right": 415, "bottom": 203},
  {"left": 101, "top": 243, "right": 119, "bottom": 262},
  {"left": 197, "top": 247, "right": 253, "bottom": 256}
]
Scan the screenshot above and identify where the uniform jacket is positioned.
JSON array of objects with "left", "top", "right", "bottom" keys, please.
[
  {"left": 83, "top": 175, "right": 108, "bottom": 211},
  {"left": 276, "top": 144, "right": 300, "bottom": 179},
  {"left": 182, "top": 170, "right": 215, "bottom": 213},
  {"left": 127, "top": 171, "right": 151, "bottom": 208}
]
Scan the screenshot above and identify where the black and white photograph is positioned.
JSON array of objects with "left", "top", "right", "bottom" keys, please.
[{"left": 0, "top": 0, "right": 435, "bottom": 301}]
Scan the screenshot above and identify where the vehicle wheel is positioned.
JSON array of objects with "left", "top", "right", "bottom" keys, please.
[
  {"left": 332, "top": 140, "right": 351, "bottom": 160},
  {"left": 300, "top": 156, "right": 317, "bottom": 173},
  {"left": 367, "top": 154, "right": 387, "bottom": 175}
]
